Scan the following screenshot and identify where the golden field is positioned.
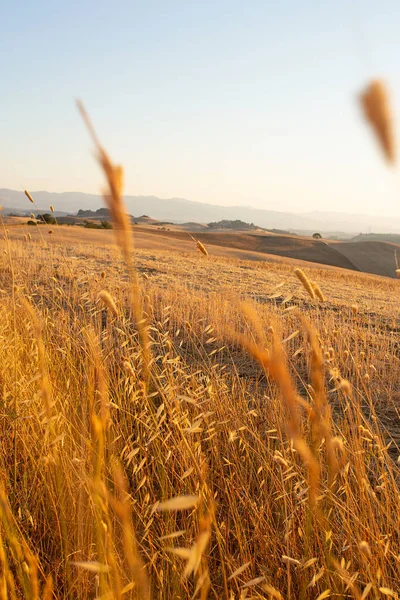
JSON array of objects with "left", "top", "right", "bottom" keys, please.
[{"left": 0, "top": 218, "right": 399, "bottom": 600}]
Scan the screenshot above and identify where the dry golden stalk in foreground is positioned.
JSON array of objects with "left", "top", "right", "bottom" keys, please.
[
  {"left": 76, "top": 101, "right": 133, "bottom": 263},
  {"left": 77, "top": 99, "right": 151, "bottom": 385},
  {"left": 360, "top": 80, "right": 396, "bottom": 164}
]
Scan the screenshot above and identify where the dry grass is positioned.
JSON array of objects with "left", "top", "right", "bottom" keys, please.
[{"left": 0, "top": 219, "right": 399, "bottom": 599}]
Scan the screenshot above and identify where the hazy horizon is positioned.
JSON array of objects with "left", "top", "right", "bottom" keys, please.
[
  {"left": 2, "top": 1, "right": 400, "bottom": 216},
  {"left": 3, "top": 186, "right": 400, "bottom": 221}
]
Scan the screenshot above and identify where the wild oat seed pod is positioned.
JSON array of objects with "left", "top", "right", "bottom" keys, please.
[
  {"left": 24, "top": 190, "right": 34, "bottom": 203},
  {"left": 294, "top": 268, "right": 315, "bottom": 300},
  {"left": 197, "top": 240, "right": 208, "bottom": 256},
  {"left": 98, "top": 289, "right": 118, "bottom": 317},
  {"left": 360, "top": 79, "right": 396, "bottom": 164}
]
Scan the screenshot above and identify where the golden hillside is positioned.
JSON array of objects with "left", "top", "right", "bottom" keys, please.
[{"left": 0, "top": 219, "right": 399, "bottom": 598}]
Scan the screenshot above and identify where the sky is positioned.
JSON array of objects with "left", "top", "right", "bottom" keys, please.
[{"left": 1, "top": 0, "right": 400, "bottom": 216}]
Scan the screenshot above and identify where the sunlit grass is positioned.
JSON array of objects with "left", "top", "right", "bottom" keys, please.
[{"left": 0, "top": 227, "right": 398, "bottom": 598}]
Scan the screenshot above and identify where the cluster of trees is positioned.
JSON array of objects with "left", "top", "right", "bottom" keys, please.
[
  {"left": 27, "top": 215, "right": 112, "bottom": 229},
  {"left": 208, "top": 219, "right": 258, "bottom": 230},
  {"left": 27, "top": 213, "right": 56, "bottom": 225},
  {"left": 83, "top": 220, "right": 112, "bottom": 229}
]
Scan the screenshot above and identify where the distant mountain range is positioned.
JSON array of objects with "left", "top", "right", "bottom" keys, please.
[{"left": 1, "top": 188, "right": 400, "bottom": 235}]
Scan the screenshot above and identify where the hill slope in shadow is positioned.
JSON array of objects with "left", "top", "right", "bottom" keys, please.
[
  {"left": 330, "top": 241, "right": 399, "bottom": 278},
  {"left": 131, "top": 227, "right": 400, "bottom": 278}
]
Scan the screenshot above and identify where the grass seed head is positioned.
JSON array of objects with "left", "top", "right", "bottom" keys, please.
[
  {"left": 294, "top": 268, "right": 315, "bottom": 299},
  {"left": 123, "top": 361, "right": 135, "bottom": 377},
  {"left": 360, "top": 79, "right": 395, "bottom": 164},
  {"left": 359, "top": 541, "right": 372, "bottom": 557},
  {"left": 98, "top": 289, "right": 118, "bottom": 317},
  {"left": 339, "top": 378, "right": 352, "bottom": 397},
  {"left": 77, "top": 101, "right": 133, "bottom": 262},
  {"left": 197, "top": 240, "right": 208, "bottom": 256},
  {"left": 312, "top": 282, "right": 325, "bottom": 302},
  {"left": 24, "top": 190, "right": 34, "bottom": 203},
  {"left": 330, "top": 436, "right": 344, "bottom": 452}
]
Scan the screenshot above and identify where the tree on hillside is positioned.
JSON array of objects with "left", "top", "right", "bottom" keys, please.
[
  {"left": 37, "top": 213, "right": 56, "bottom": 225},
  {"left": 312, "top": 232, "right": 322, "bottom": 239},
  {"left": 83, "top": 220, "right": 113, "bottom": 230}
]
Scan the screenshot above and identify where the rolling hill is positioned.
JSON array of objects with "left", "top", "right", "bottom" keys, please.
[
  {"left": 130, "top": 227, "right": 400, "bottom": 278},
  {"left": 3, "top": 188, "right": 400, "bottom": 235},
  {"left": 329, "top": 240, "right": 399, "bottom": 278},
  {"left": 7, "top": 221, "right": 400, "bottom": 279}
]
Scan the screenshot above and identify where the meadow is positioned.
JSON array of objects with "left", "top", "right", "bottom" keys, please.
[{"left": 0, "top": 211, "right": 399, "bottom": 599}]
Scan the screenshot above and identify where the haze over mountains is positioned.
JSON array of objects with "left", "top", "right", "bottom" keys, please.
[{"left": 1, "top": 188, "right": 400, "bottom": 235}]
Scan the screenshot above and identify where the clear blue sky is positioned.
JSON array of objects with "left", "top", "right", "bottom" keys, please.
[{"left": 1, "top": 0, "right": 400, "bottom": 215}]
